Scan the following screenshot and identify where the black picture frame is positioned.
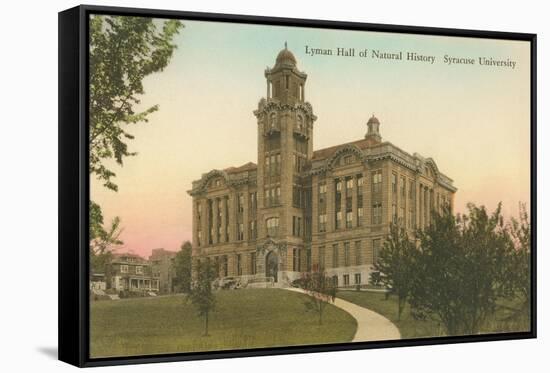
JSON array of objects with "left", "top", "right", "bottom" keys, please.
[{"left": 58, "top": 4, "right": 537, "bottom": 368}]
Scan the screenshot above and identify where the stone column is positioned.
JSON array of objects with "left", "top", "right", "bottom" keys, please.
[
  {"left": 327, "top": 178, "right": 335, "bottom": 232},
  {"left": 364, "top": 169, "right": 371, "bottom": 226},
  {"left": 200, "top": 199, "right": 208, "bottom": 245},
  {"left": 212, "top": 198, "right": 219, "bottom": 244},
  {"left": 192, "top": 199, "right": 198, "bottom": 248},
  {"left": 230, "top": 192, "right": 237, "bottom": 243},
  {"left": 352, "top": 175, "right": 358, "bottom": 227},
  {"left": 311, "top": 176, "right": 319, "bottom": 234},
  {"left": 221, "top": 196, "right": 227, "bottom": 243},
  {"left": 424, "top": 186, "right": 430, "bottom": 227},
  {"left": 243, "top": 190, "right": 250, "bottom": 241},
  {"left": 340, "top": 178, "right": 346, "bottom": 229}
]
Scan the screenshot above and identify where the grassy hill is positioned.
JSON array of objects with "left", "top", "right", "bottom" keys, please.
[{"left": 90, "top": 288, "right": 357, "bottom": 358}]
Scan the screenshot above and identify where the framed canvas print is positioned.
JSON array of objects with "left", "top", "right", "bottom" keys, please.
[{"left": 58, "top": 4, "right": 537, "bottom": 367}]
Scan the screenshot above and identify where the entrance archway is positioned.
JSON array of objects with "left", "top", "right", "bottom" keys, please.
[{"left": 266, "top": 251, "right": 278, "bottom": 283}]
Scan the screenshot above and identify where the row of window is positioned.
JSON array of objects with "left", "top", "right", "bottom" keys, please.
[
  {"left": 318, "top": 239, "right": 381, "bottom": 269},
  {"left": 202, "top": 252, "right": 258, "bottom": 278},
  {"left": 119, "top": 265, "right": 144, "bottom": 274},
  {"left": 332, "top": 273, "right": 362, "bottom": 287}
]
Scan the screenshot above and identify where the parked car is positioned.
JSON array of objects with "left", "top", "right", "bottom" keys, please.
[{"left": 216, "top": 276, "right": 242, "bottom": 290}]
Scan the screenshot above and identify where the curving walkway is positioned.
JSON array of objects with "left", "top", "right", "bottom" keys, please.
[{"left": 284, "top": 287, "right": 401, "bottom": 342}]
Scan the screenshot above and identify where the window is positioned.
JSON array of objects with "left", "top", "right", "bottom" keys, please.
[
  {"left": 355, "top": 241, "right": 361, "bottom": 265},
  {"left": 318, "top": 246, "right": 325, "bottom": 269},
  {"left": 292, "top": 216, "right": 302, "bottom": 236},
  {"left": 357, "top": 207, "right": 363, "bottom": 226},
  {"left": 357, "top": 174, "right": 364, "bottom": 190},
  {"left": 267, "top": 217, "right": 279, "bottom": 237},
  {"left": 346, "top": 211, "right": 353, "bottom": 229},
  {"left": 318, "top": 214, "right": 327, "bottom": 233},
  {"left": 343, "top": 274, "right": 350, "bottom": 286},
  {"left": 264, "top": 186, "right": 281, "bottom": 207},
  {"left": 120, "top": 265, "right": 128, "bottom": 274},
  {"left": 355, "top": 273, "right": 362, "bottom": 285},
  {"left": 399, "top": 206, "right": 405, "bottom": 226},
  {"left": 392, "top": 203, "right": 397, "bottom": 223},
  {"left": 197, "top": 231, "right": 202, "bottom": 246},
  {"left": 238, "top": 223, "right": 244, "bottom": 241},
  {"left": 336, "top": 180, "right": 342, "bottom": 192},
  {"left": 335, "top": 211, "right": 342, "bottom": 229},
  {"left": 372, "top": 170, "right": 382, "bottom": 193},
  {"left": 319, "top": 183, "right": 327, "bottom": 196},
  {"left": 250, "top": 192, "right": 257, "bottom": 211},
  {"left": 344, "top": 242, "right": 350, "bottom": 266},
  {"left": 372, "top": 202, "right": 382, "bottom": 225},
  {"left": 409, "top": 180, "right": 415, "bottom": 199},
  {"left": 293, "top": 248, "right": 300, "bottom": 271},
  {"left": 269, "top": 112, "right": 277, "bottom": 129},
  {"left": 250, "top": 252, "right": 257, "bottom": 275},
  {"left": 344, "top": 155, "right": 353, "bottom": 165},
  {"left": 293, "top": 186, "right": 301, "bottom": 207},
  {"left": 222, "top": 255, "right": 228, "bottom": 277},
  {"left": 373, "top": 239, "right": 381, "bottom": 264},
  {"left": 250, "top": 220, "right": 257, "bottom": 239},
  {"left": 400, "top": 176, "right": 406, "bottom": 197},
  {"left": 392, "top": 172, "right": 398, "bottom": 194},
  {"left": 332, "top": 275, "right": 339, "bottom": 287},
  {"left": 295, "top": 138, "right": 308, "bottom": 154},
  {"left": 346, "top": 177, "right": 353, "bottom": 190},
  {"left": 266, "top": 134, "right": 281, "bottom": 151},
  {"left": 332, "top": 244, "right": 339, "bottom": 268},
  {"left": 237, "top": 254, "right": 242, "bottom": 276}
]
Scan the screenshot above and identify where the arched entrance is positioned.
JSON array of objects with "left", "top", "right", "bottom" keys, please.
[{"left": 266, "top": 251, "right": 278, "bottom": 283}]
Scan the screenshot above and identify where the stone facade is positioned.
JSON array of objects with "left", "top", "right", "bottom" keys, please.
[{"left": 188, "top": 46, "right": 456, "bottom": 288}]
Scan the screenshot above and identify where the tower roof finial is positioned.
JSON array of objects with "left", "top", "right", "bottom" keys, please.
[{"left": 284, "top": 41, "right": 287, "bottom": 50}]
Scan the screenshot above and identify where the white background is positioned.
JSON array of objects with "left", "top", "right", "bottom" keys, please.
[{"left": 0, "top": 0, "right": 547, "bottom": 371}]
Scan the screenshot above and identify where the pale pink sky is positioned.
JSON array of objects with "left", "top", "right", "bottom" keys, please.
[{"left": 91, "top": 19, "right": 531, "bottom": 258}]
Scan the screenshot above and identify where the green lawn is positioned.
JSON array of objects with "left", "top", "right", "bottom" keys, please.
[
  {"left": 91, "top": 288, "right": 357, "bottom": 358},
  {"left": 338, "top": 290, "right": 530, "bottom": 339}
]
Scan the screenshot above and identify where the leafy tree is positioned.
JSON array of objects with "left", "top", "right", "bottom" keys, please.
[
  {"left": 373, "top": 223, "right": 416, "bottom": 320},
  {"left": 188, "top": 259, "right": 217, "bottom": 336},
  {"left": 173, "top": 241, "right": 193, "bottom": 293},
  {"left": 89, "top": 201, "right": 124, "bottom": 287},
  {"left": 88, "top": 16, "right": 183, "bottom": 282},
  {"left": 89, "top": 15, "right": 184, "bottom": 191},
  {"left": 409, "top": 204, "right": 512, "bottom": 335},
  {"left": 505, "top": 203, "right": 531, "bottom": 320},
  {"left": 301, "top": 266, "right": 337, "bottom": 325}
]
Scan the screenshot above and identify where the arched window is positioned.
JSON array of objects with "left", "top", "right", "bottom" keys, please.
[{"left": 269, "top": 113, "right": 277, "bottom": 129}]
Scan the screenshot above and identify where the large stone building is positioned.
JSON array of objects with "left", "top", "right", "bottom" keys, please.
[{"left": 188, "top": 46, "right": 456, "bottom": 288}]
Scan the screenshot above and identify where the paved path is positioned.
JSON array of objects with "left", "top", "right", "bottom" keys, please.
[{"left": 284, "top": 287, "right": 401, "bottom": 342}]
